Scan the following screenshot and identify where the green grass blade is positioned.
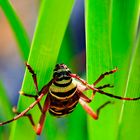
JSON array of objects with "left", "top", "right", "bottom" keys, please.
[
  {"left": 57, "top": 27, "right": 88, "bottom": 140},
  {"left": 111, "top": 0, "right": 140, "bottom": 139},
  {"left": 43, "top": 27, "right": 75, "bottom": 140},
  {"left": 85, "top": 0, "right": 115, "bottom": 140},
  {"left": 0, "top": 81, "right": 13, "bottom": 140},
  {"left": 0, "top": 0, "right": 30, "bottom": 60},
  {"left": 116, "top": 29, "right": 140, "bottom": 140},
  {"left": 111, "top": 0, "right": 140, "bottom": 96},
  {"left": 57, "top": 28, "right": 74, "bottom": 66},
  {"left": 9, "top": 0, "right": 74, "bottom": 140}
]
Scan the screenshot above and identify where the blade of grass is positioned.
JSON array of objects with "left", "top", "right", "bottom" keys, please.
[
  {"left": 57, "top": 26, "right": 88, "bottom": 140},
  {"left": 67, "top": 105, "right": 87, "bottom": 140},
  {"left": 9, "top": 0, "right": 75, "bottom": 140},
  {"left": 85, "top": 0, "right": 116, "bottom": 140},
  {"left": 44, "top": 25, "right": 76, "bottom": 140},
  {"left": 0, "top": 0, "right": 30, "bottom": 60},
  {"left": 0, "top": 81, "right": 13, "bottom": 140},
  {"left": 111, "top": 0, "right": 140, "bottom": 96},
  {"left": 111, "top": 0, "right": 140, "bottom": 139},
  {"left": 116, "top": 28, "right": 140, "bottom": 140},
  {"left": 57, "top": 27, "right": 74, "bottom": 66}
]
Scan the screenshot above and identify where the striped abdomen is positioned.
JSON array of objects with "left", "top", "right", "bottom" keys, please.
[{"left": 49, "top": 77, "right": 79, "bottom": 117}]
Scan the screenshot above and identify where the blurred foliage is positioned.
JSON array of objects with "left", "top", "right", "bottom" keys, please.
[{"left": 0, "top": 0, "right": 30, "bottom": 60}]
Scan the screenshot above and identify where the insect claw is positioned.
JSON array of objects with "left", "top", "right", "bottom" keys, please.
[
  {"left": 114, "top": 67, "right": 118, "bottom": 72},
  {"left": 19, "top": 91, "right": 24, "bottom": 95},
  {"left": 33, "top": 125, "right": 37, "bottom": 132},
  {"left": 12, "top": 106, "right": 17, "bottom": 113},
  {"left": 24, "top": 61, "right": 28, "bottom": 66}
]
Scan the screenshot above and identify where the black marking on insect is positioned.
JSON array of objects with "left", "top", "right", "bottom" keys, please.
[{"left": 0, "top": 63, "right": 140, "bottom": 135}]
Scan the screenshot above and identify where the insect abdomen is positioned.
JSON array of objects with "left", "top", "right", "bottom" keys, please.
[
  {"left": 49, "top": 94, "right": 79, "bottom": 117},
  {"left": 49, "top": 78, "right": 79, "bottom": 117}
]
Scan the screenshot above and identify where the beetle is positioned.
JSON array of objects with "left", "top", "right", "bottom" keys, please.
[{"left": 0, "top": 63, "right": 140, "bottom": 135}]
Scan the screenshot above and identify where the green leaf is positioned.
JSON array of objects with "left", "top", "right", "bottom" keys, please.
[
  {"left": 111, "top": 0, "right": 140, "bottom": 95},
  {"left": 9, "top": 0, "right": 75, "bottom": 140},
  {"left": 111, "top": 0, "right": 140, "bottom": 140},
  {"left": 116, "top": 30, "right": 140, "bottom": 140},
  {"left": 85, "top": 0, "right": 115, "bottom": 140},
  {"left": 57, "top": 26, "right": 88, "bottom": 140},
  {"left": 0, "top": 0, "right": 30, "bottom": 60},
  {"left": 0, "top": 81, "right": 13, "bottom": 140},
  {"left": 86, "top": 0, "right": 140, "bottom": 140},
  {"left": 57, "top": 27, "right": 74, "bottom": 66}
]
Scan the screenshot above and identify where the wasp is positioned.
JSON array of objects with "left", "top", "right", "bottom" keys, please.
[{"left": 0, "top": 63, "right": 140, "bottom": 135}]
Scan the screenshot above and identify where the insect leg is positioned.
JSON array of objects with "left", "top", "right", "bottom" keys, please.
[
  {"left": 70, "top": 73, "right": 96, "bottom": 90},
  {"left": 35, "top": 95, "right": 50, "bottom": 135},
  {"left": 77, "top": 90, "right": 92, "bottom": 103},
  {"left": 92, "top": 84, "right": 114, "bottom": 97},
  {"left": 97, "top": 84, "right": 114, "bottom": 89},
  {"left": 71, "top": 74, "right": 101, "bottom": 101},
  {"left": 77, "top": 85, "right": 113, "bottom": 103},
  {"left": 79, "top": 98, "right": 112, "bottom": 119},
  {"left": 0, "top": 79, "right": 53, "bottom": 129},
  {"left": 12, "top": 106, "right": 36, "bottom": 131},
  {"left": 77, "top": 83, "right": 114, "bottom": 102},
  {"left": 75, "top": 69, "right": 116, "bottom": 91},
  {"left": 70, "top": 73, "right": 112, "bottom": 91},
  {"left": 96, "top": 89, "right": 140, "bottom": 100},
  {"left": 71, "top": 74, "right": 140, "bottom": 101},
  {"left": 19, "top": 91, "right": 43, "bottom": 112},
  {"left": 24, "top": 114, "right": 36, "bottom": 131},
  {"left": 93, "top": 67, "right": 117, "bottom": 86},
  {"left": 24, "top": 63, "right": 43, "bottom": 111},
  {"left": 0, "top": 93, "right": 45, "bottom": 126},
  {"left": 12, "top": 96, "right": 50, "bottom": 135},
  {"left": 25, "top": 62, "right": 39, "bottom": 94}
]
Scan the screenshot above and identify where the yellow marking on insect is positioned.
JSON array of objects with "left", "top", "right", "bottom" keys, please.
[
  {"left": 55, "top": 79, "right": 71, "bottom": 85},
  {"left": 50, "top": 106, "right": 65, "bottom": 111},
  {"left": 49, "top": 108, "right": 63, "bottom": 115},
  {"left": 50, "top": 100, "right": 78, "bottom": 110},
  {"left": 54, "top": 69, "right": 69, "bottom": 73},
  {"left": 50, "top": 80, "right": 76, "bottom": 93},
  {"left": 68, "top": 108, "right": 74, "bottom": 113},
  {"left": 67, "top": 100, "right": 79, "bottom": 109},
  {"left": 49, "top": 88, "right": 77, "bottom": 100}
]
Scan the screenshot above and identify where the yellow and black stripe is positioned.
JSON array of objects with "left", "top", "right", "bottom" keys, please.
[{"left": 49, "top": 64, "right": 79, "bottom": 117}]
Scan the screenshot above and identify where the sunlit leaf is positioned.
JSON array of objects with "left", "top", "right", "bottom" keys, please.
[{"left": 9, "top": 0, "right": 74, "bottom": 140}]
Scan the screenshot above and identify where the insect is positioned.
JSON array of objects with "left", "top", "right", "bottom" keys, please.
[{"left": 0, "top": 63, "right": 140, "bottom": 135}]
